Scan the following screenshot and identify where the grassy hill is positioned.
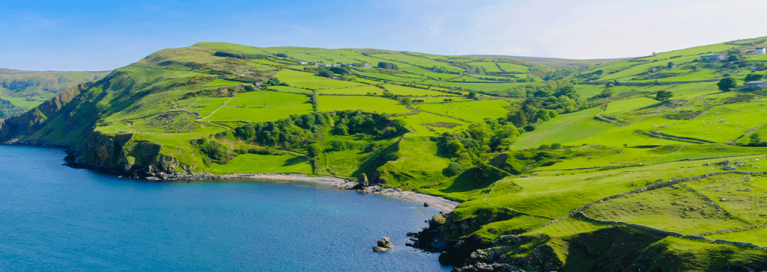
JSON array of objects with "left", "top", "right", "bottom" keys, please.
[
  {"left": 0, "top": 69, "right": 110, "bottom": 118},
  {"left": 4, "top": 38, "right": 767, "bottom": 271}
]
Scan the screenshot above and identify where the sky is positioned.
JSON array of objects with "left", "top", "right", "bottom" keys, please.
[{"left": 2, "top": 0, "right": 767, "bottom": 71}]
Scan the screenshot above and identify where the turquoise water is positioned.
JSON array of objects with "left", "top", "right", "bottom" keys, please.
[{"left": 0, "top": 146, "right": 450, "bottom": 271}]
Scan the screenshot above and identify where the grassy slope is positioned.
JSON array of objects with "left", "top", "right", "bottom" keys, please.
[{"left": 7, "top": 38, "right": 767, "bottom": 271}]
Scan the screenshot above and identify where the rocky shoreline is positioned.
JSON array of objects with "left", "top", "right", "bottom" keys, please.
[{"left": 1, "top": 141, "right": 459, "bottom": 213}]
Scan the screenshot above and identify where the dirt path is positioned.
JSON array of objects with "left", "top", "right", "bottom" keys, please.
[{"left": 198, "top": 97, "right": 234, "bottom": 121}]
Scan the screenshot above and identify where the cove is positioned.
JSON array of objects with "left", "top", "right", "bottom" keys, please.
[{"left": 0, "top": 145, "right": 451, "bottom": 271}]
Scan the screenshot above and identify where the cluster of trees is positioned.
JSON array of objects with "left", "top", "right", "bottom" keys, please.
[
  {"left": 274, "top": 53, "right": 288, "bottom": 58},
  {"left": 749, "top": 133, "right": 766, "bottom": 146},
  {"left": 213, "top": 51, "right": 268, "bottom": 60},
  {"left": 263, "top": 77, "right": 287, "bottom": 87},
  {"left": 191, "top": 138, "right": 233, "bottom": 166},
  {"left": 303, "top": 67, "right": 352, "bottom": 78},
  {"left": 377, "top": 62, "right": 399, "bottom": 70},
  {"left": 507, "top": 99, "right": 559, "bottom": 132},
  {"left": 234, "top": 112, "right": 331, "bottom": 150},
  {"left": 437, "top": 118, "right": 522, "bottom": 173},
  {"left": 655, "top": 90, "right": 674, "bottom": 101},
  {"left": 430, "top": 65, "right": 453, "bottom": 73},
  {"left": 745, "top": 74, "right": 763, "bottom": 82},
  {"left": 331, "top": 111, "right": 407, "bottom": 138},
  {"left": 231, "top": 111, "right": 407, "bottom": 153}
]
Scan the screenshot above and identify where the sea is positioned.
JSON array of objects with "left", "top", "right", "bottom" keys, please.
[{"left": 0, "top": 145, "right": 451, "bottom": 271}]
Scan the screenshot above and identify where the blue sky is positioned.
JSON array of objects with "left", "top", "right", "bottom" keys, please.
[{"left": 2, "top": 0, "right": 767, "bottom": 71}]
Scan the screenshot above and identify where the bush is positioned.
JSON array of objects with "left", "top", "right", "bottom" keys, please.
[
  {"left": 443, "top": 162, "right": 464, "bottom": 177},
  {"left": 202, "top": 157, "right": 212, "bottom": 167},
  {"left": 538, "top": 144, "right": 550, "bottom": 150},
  {"left": 550, "top": 143, "right": 562, "bottom": 149},
  {"left": 364, "top": 142, "right": 379, "bottom": 153},
  {"left": 330, "top": 140, "right": 347, "bottom": 151},
  {"left": 318, "top": 70, "right": 334, "bottom": 78},
  {"left": 377, "top": 62, "right": 399, "bottom": 70}
]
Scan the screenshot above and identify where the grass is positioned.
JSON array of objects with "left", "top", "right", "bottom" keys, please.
[
  {"left": 468, "top": 62, "right": 502, "bottom": 73},
  {"left": 208, "top": 153, "right": 312, "bottom": 175},
  {"left": 318, "top": 85, "right": 382, "bottom": 95},
  {"left": 228, "top": 90, "right": 309, "bottom": 107},
  {"left": 496, "top": 62, "right": 530, "bottom": 73},
  {"left": 383, "top": 84, "right": 453, "bottom": 96},
  {"left": 207, "top": 103, "right": 313, "bottom": 122},
  {"left": 417, "top": 100, "right": 511, "bottom": 122},
  {"left": 317, "top": 96, "right": 410, "bottom": 114},
  {"left": 604, "top": 97, "right": 659, "bottom": 114},
  {"left": 201, "top": 78, "right": 245, "bottom": 86},
  {"left": 273, "top": 69, "right": 362, "bottom": 90},
  {"left": 268, "top": 86, "right": 313, "bottom": 94},
  {"left": 0, "top": 96, "right": 47, "bottom": 109},
  {"left": 512, "top": 107, "right": 613, "bottom": 149},
  {"left": 396, "top": 112, "right": 468, "bottom": 136},
  {"left": 583, "top": 186, "right": 749, "bottom": 234},
  {"left": 659, "top": 100, "right": 767, "bottom": 142}
]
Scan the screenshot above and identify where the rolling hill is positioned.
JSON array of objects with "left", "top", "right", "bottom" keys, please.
[{"left": 3, "top": 38, "right": 767, "bottom": 271}]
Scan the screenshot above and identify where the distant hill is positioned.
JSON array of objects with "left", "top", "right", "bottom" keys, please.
[
  {"left": 468, "top": 55, "right": 631, "bottom": 69},
  {"left": 0, "top": 69, "right": 110, "bottom": 118}
]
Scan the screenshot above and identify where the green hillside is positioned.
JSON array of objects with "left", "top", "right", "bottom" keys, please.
[
  {"left": 3, "top": 38, "right": 767, "bottom": 271},
  {"left": 0, "top": 69, "right": 110, "bottom": 118}
]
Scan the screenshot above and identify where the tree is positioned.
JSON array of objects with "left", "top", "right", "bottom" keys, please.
[
  {"left": 445, "top": 140, "right": 464, "bottom": 156},
  {"left": 467, "top": 91, "right": 478, "bottom": 100},
  {"left": 717, "top": 77, "right": 737, "bottom": 92},
  {"left": 550, "top": 143, "right": 562, "bottom": 149},
  {"left": 318, "top": 70, "right": 334, "bottom": 78},
  {"left": 599, "top": 88, "right": 613, "bottom": 98},
  {"left": 443, "top": 162, "right": 464, "bottom": 177},
  {"left": 377, "top": 62, "right": 399, "bottom": 70},
  {"left": 750, "top": 133, "right": 762, "bottom": 146},
  {"left": 655, "top": 90, "right": 673, "bottom": 101},
  {"left": 667, "top": 61, "right": 674, "bottom": 69},
  {"left": 745, "top": 73, "right": 764, "bottom": 82}
]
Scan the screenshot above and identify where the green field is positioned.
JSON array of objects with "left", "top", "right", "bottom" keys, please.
[
  {"left": 319, "top": 85, "right": 382, "bottom": 95},
  {"left": 418, "top": 100, "right": 510, "bottom": 122},
  {"left": 207, "top": 103, "right": 314, "bottom": 122},
  {"left": 228, "top": 91, "right": 309, "bottom": 107},
  {"left": 273, "top": 69, "right": 362, "bottom": 89},
  {"left": 317, "top": 96, "right": 410, "bottom": 114}
]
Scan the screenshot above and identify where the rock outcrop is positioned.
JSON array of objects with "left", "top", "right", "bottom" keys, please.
[{"left": 373, "top": 237, "right": 394, "bottom": 252}]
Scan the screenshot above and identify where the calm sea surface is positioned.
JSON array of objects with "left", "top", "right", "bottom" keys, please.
[{"left": 0, "top": 145, "right": 451, "bottom": 271}]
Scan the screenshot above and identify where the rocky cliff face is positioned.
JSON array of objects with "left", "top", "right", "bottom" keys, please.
[{"left": 0, "top": 83, "right": 88, "bottom": 141}]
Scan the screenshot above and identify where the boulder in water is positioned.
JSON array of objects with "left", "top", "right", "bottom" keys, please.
[{"left": 373, "top": 237, "right": 394, "bottom": 252}]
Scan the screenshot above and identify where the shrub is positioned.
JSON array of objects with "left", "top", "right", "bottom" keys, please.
[
  {"left": 364, "top": 142, "right": 379, "bottom": 153},
  {"left": 443, "top": 162, "right": 464, "bottom": 177}
]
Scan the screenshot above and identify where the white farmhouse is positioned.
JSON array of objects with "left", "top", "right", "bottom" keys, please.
[{"left": 755, "top": 47, "right": 767, "bottom": 55}]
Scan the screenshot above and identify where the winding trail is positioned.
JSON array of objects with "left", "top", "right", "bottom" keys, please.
[{"left": 198, "top": 96, "right": 234, "bottom": 121}]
